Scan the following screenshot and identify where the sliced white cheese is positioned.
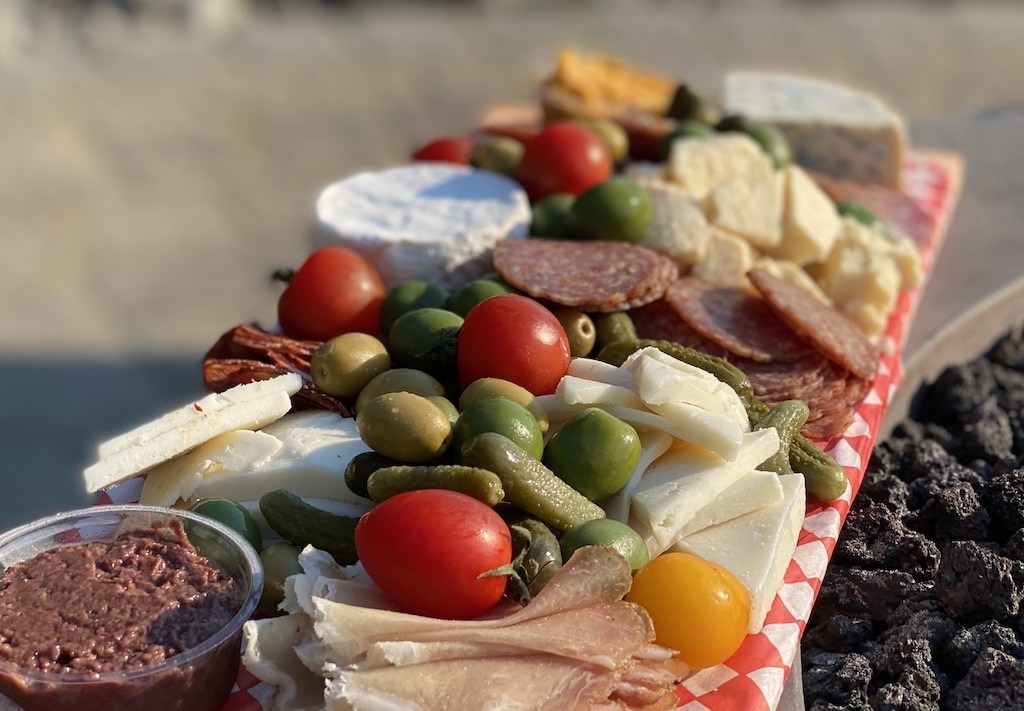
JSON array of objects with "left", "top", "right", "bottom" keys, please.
[
  {"left": 633, "top": 178, "right": 710, "bottom": 268},
  {"left": 600, "top": 430, "right": 674, "bottom": 524},
  {"left": 140, "top": 429, "right": 284, "bottom": 506},
  {"left": 691, "top": 227, "right": 758, "bottom": 289},
  {"left": 775, "top": 164, "right": 841, "bottom": 266},
  {"left": 190, "top": 411, "right": 371, "bottom": 504},
  {"left": 97, "top": 373, "right": 302, "bottom": 460},
  {"left": 604, "top": 404, "right": 742, "bottom": 462},
  {"left": 667, "top": 133, "right": 773, "bottom": 201},
  {"left": 555, "top": 375, "right": 646, "bottom": 410},
  {"left": 84, "top": 380, "right": 299, "bottom": 493},
  {"left": 625, "top": 348, "right": 749, "bottom": 427},
  {"left": 674, "top": 469, "right": 784, "bottom": 540},
  {"left": 672, "top": 473, "right": 806, "bottom": 633},
  {"left": 566, "top": 358, "right": 636, "bottom": 390},
  {"left": 313, "top": 164, "right": 530, "bottom": 289},
  {"left": 708, "top": 172, "right": 784, "bottom": 250},
  {"left": 631, "top": 428, "right": 780, "bottom": 556}
]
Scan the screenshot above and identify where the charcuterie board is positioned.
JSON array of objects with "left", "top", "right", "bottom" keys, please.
[{"left": 93, "top": 150, "right": 962, "bottom": 711}]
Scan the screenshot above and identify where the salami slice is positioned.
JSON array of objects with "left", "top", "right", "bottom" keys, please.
[
  {"left": 493, "top": 239, "right": 678, "bottom": 312},
  {"left": 749, "top": 268, "right": 879, "bottom": 380},
  {"left": 663, "top": 277, "right": 814, "bottom": 363},
  {"left": 629, "top": 299, "right": 730, "bottom": 357}
]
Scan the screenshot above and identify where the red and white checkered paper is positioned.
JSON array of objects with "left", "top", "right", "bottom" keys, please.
[{"left": 97, "top": 153, "right": 962, "bottom": 711}]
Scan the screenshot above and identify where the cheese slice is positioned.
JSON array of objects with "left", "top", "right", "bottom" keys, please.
[
  {"left": 672, "top": 473, "right": 805, "bottom": 633},
  {"left": 84, "top": 375, "right": 301, "bottom": 493},
  {"left": 633, "top": 178, "right": 710, "bottom": 268},
  {"left": 565, "top": 358, "right": 636, "bottom": 390},
  {"left": 555, "top": 376, "right": 646, "bottom": 410},
  {"left": 631, "top": 428, "right": 780, "bottom": 555},
  {"left": 775, "top": 164, "right": 841, "bottom": 265},
  {"left": 607, "top": 404, "right": 744, "bottom": 462},
  {"left": 708, "top": 172, "right": 784, "bottom": 250},
  {"left": 667, "top": 134, "right": 773, "bottom": 201},
  {"left": 600, "top": 430, "right": 674, "bottom": 524},
  {"left": 97, "top": 373, "right": 302, "bottom": 460},
  {"left": 674, "top": 469, "right": 784, "bottom": 540},
  {"left": 190, "top": 411, "right": 371, "bottom": 504}
]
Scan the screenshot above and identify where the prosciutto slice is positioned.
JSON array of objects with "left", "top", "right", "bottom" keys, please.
[{"left": 244, "top": 546, "right": 689, "bottom": 710}]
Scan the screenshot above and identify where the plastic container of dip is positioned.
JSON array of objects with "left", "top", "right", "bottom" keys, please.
[{"left": 0, "top": 505, "right": 263, "bottom": 711}]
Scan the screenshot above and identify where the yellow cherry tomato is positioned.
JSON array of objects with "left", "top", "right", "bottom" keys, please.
[{"left": 625, "top": 552, "right": 751, "bottom": 668}]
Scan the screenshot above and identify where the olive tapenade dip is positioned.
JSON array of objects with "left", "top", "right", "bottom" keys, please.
[{"left": 0, "top": 518, "right": 247, "bottom": 711}]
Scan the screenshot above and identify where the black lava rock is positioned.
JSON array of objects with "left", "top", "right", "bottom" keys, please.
[
  {"left": 813, "top": 567, "right": 926, "bottom": 623},
  {"left": 908, "top": 459, "right": 987, "bottom": 510},
  {"left": 944, "top": 648, "right": 1024, "bottom": 711},
  {"left": 944, "top": 620, "right": 1024, "bottom": 677},
  {"left": 804, "top": 614, "right": 876, "bottom": 653},
  {"left": 935, "top": 540, "right": 1024, "bottom": 622},
  {"left": 834, "top": 503, "right": 939, "bottom": 578},
  {"left": 925, "top": 361, "right": 996, "bottom": 422},
  {"left": 925, "top": 421, "right": 962, "bottom": 454},
  {"left": 892, "top": 419, "right": 926, "bottom": 444},
  {"left": 900, "top": 438, "right": 954, "bottom": 483},
  {"left": 883, "top": 596, "right": 959, "bottom": 655},
  {"left": 989, "top": 331, "right": 1024, "bottom": 371},
  {"left": 959, "top": 399, "right": 1015, "bottom": 464},
  {"left": 917, "top": 482, "right": 992, "bottom": 544},
  {"left": 802, "top": 651, "right": 872, "bottom": 710},
  {"left": 858, "top": 465, "right": 911, "bottom": 517},
  {"left": 1002, "top": 529, "right": 1024, "bottom": 563},
  {"left": 985, "top": 468, "right": 1024, "bottom": 540},
  {"left": 869, "top": 669, "right": 942, "bottom": 711},
  {"left": 992, "top": 363, "right": 1024, "bottom": 412}
]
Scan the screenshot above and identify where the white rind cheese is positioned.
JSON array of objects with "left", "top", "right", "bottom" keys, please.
[
  {"left": 724, "top": 72, "right": 907, "bottom": 188},
  {"left": 672, "top": 473, "right": 806, "bottom": 634},
  {"left": 313, "top": 164, "right": 530, "bottom": 289}
]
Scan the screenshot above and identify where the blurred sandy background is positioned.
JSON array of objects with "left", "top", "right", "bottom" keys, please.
[{"left": 1, "top": 0, "right": 1023, "bottom": 529}]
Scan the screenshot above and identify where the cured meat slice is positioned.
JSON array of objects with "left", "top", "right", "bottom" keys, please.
[
  {"left": 802, "top": 374, "right": 871, "bottom": 440},
  {"left": 749, "top": 268, "right": 879, "bottom": 380},
  {"left": 663, "top": 277, "right": 814, "bottom": 363},
  {"left": 629, "top": 300, "right": 730, "bottom": 358},
  {"left": 493, "top": 239, "right": 678, "bottom": 312}
]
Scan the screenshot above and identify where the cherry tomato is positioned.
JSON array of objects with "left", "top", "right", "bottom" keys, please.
[
  {"left": 277, "top": 246, "right": 386, "bottom": 340},
  {"left": 355, "top": 490, "right": 512, "bottom": 619},
  {"left": 411, "top": 137, "right": 473, "bottom": 165},
  {"left": 515, "top": 122, "right": 613, "bottom": 202},
  {"left": 457, "top": 294, "right": 571, "bottom": 396},
  {"left": 625, "top": 552, "right": 751, "bottom": 668}
]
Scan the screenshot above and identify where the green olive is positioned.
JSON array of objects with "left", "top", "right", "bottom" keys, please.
[
  {"left": 425, "top": 395, "right": 460, "bottom": 428},
  {"left": 458, "top": 377, "right": 550, "bottom": 433},
  {"left": 311, "top": 333, "right": 390, "bottom": 399},
  {"left": 258, "top": 542, "right": 303, "bottom": 616},
  {"left": 568, "top": 177, "right": 653, "bottom": 243},
  {"left": 530, "top": 193, "right": 576, "bottom": 238},
  {"left": 380, "top": 280, "right": 449, "bottom": 333},
  {"left": 575, "top": 119, "right": 629, "bottom": 163},
  {"left": 715, "top": 113, "right": 752, "bottom": 133},
  {"left": 666, "top": 83, "right": 718, "bottom": 125},
  {"left": 447, "top": 279, "right": 514, "bottom": 317},
  {"left": 356, "top": 391, "right": 453, "bottom": 462},
  {"left": 543, "top": 407, "right": 641, "bottom": 501},
  {"left": 837, "top": 200, "right": 886, "bottom": 233},
  {"left": 743, "top": 122, "right": 792, "bottom": 170},
  {"left": 660, "top": 120, "right": 716, "bottom": 160},
  {"left": 553, "top": 309, "right": 596, "bottom": 358},
  {"left": 470, "top": 135, "right": 525, "bottom": 177},
  {"left": 187, "top": 497, "right": 262, "bottom": 551},
  {"left": 354, "top": 368, "right": 446, "bottom": 413}
]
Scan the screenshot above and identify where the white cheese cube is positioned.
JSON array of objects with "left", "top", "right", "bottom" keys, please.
[
  {"left": 667, "top": 134, "right": 773, "bottom": 201},
  {"left": 707, "top": 172, "right": 784, "bottom": 250},
  {"left": 724, "top": 72, "right": 907, "bottom": 188},
  {"left": 672, "top": 473, "right": 806, "bottom": 633},
  {"left": 632, "top": 178, "right": 710, "bottom": 268},
  {"left": 774, "top": 164, "right": 841, "bottom": 265},
  {"left": 753, "top": 256, "right": 832, "bottom": 304},
  {"left": 692, "top": 228, "right": 758, "bottom": 289}
]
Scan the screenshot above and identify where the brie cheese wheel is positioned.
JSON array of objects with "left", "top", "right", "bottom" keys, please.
[{"left": 313, "top": 164, "right": 530, "bottom": 289}]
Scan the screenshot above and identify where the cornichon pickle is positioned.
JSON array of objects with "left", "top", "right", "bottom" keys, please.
[
  {"left": 593, "top": 312, "right": 637, "bottom": 350},
  {"left": 259, "top": 489, "right": 359, "bottom": 565},
  {"left": 460, "top": 432, "right": 605, "bottom": 532},
  {"left": 344, "top": 451, "right": 401, "bottom": 499},
  {"left": 754, "top": 400, "right": 810, "bottom": 476},
  {"left": 366, "top": 464, "right": 504, "bottom": 506}
]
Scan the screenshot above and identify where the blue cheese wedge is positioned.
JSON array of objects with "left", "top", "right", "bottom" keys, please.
[
  {"left": 314, "top": 164, "right": 530, "bottom": 289},
  {"left": 672, "top": 473, "right": 806, "bottom": 633},
  {"left": 724, "top": 72, "right": 907, "bottom": 189}
]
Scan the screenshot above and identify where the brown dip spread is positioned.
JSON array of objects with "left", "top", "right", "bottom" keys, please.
[{"left": 0, "top": 522, "right": 242, "bottom": 675}]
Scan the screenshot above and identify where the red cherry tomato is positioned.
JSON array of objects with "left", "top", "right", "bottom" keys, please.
[
  {"left": 277, "top": 246, "right": 386, "bottom": 340},
  {"left": 355, "top": 490, "right": 512, "bottom": 619},
  {"left": 515, "top": 122, "right": 613, "bottom": 202},
  {"left": 411, "top": 137, "right": 473, "bottom": 165},
  {"left": 457, "top": 293, "right": 571, "bottom": 395}
]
